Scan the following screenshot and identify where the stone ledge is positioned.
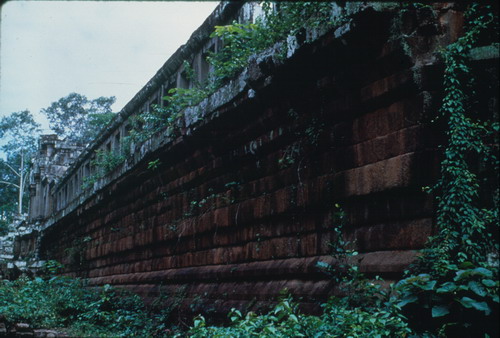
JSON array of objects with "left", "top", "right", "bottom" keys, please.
[{"left": 85, "top": 250, "right": 417, "bottom": 286}]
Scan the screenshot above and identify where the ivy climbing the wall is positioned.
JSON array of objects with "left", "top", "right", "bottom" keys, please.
[
  {"left": 396, "top": 4, "right": 499, "bottom": 336},
  {"left": 430, "top": 3, "right": 499, "bottom": 267}
]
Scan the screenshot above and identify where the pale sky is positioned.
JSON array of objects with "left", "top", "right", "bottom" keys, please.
[{"left": 0, "top": 0, "right": 220, "bottom": 133}]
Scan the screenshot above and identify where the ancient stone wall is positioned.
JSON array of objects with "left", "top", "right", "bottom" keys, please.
[{"left": 33, "top": 2, "right": 498, "bottom": 319}]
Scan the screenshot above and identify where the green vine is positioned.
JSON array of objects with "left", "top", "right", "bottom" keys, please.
[
  {"left": 396, "top": 4, "right": 499, "bottom": 336},
  {"left": 425, "top": 3, "right": 499, "bottom": 269}
]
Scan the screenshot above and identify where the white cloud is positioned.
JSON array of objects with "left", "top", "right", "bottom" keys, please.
[{"left": 0, "top": 1, "right": 219, "bottom": 132}]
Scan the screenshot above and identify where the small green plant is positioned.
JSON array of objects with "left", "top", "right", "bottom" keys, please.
[
  {"left": 278, "top": 143, "right": 301, "bottom": 168},
  {"left": 128, "top": 86, "right": 209, "bottom": 143},
  {"left": 207, "top": 21, "right": 267, "bottom": 88},
  {"left": 41, "top": 260, "right": 64, "bottom": 275},
  {"left": 80, "top": 147, "right": 127, "bottom": 190},
  {"left": 147, "top": 158, "right": 161, "bottom": 170},
  {"left": 188, "top": 187, "right": 233, "bottom": 216},
  {"left": 182, "top": 60, "right": 196, "bottom": 83},
  {"left": 316, "top": 203, "right": 359, "bottom": 285},
  {"left": 91, "top": 149, "right": 126, "bottom": 178},
  {"left": 81, "top": 175, "right": 97, "bottom": 190}
]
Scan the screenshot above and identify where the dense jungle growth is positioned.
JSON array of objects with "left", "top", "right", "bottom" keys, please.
[{"left": 1, "top": 2, "right": 498, "bottom": 337}]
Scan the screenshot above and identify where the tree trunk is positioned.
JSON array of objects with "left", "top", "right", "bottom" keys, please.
[{"left": 18, "top": 150, "right": 24, "bottom": 215}]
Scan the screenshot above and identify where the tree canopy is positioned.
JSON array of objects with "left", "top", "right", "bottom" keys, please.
[
  {"left": 0, "top": 110, "right": 42, "bottom": 232},
  {"left": 0, "top": 110, "right": 41, "bottom": 158},
  {"left": 41, "top": 93, "right": 116, "bottom": 145}
]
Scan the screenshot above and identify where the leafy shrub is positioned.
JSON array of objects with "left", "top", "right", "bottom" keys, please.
[
  {"left": 92, "top": 149, "right": 126, "bottom": 176},
  {"left": 0, "top": 274, "right": 153, "bottom": 337},
  {"left": 187, "top": 292, "right": 412, "bottom": 338},
  {"left": 71, "top": 284, "right": 151, "bottom": 337},
  {"left": 0, "top": 276, "right": 88, "bottom": 328},
  {"left": 208, "top": 21, "right": 268, "bottom": 87},
  {"left": 396, "top": 263, "right": 499, "bottom": 337},
  {"left": 321, "top": 296, "right": 411, "bottom": 338}
]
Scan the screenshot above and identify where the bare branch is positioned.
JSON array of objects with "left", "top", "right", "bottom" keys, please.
[
  {"left": 2, "top": 162, "right": 21, "bottom": 178},
  {"left": 0, "top": 180, "right": 20, "bottom": 188}
]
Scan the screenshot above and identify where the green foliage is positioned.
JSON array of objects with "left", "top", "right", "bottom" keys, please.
[
  {"left": 161, "top": 87, "right": 209, "bottom": 119},
  {"left": 188, "top": 187, "right": 233, "bottom": 216},
  {"left": 208, "top": 21, "right": 267, "bottom": 88},
  {"left": 427, "top": 3, "right": 499, "bottom": 267},
  {"left": 208, "top": 2, "right": 343, "bottom": 89},
  {"left": 92, "top": 149, "right": 125, "bottom": 176},
  {"left": 82, "top": 148, "right": 126, "bottom": 189},
  {"left": 42, "top": 260, "right": 64, "bottom": 275},
  {"left": 261, "top": 1, "right": 342, "bottom": 43},
  {"left": 186, "top": 199, "right": 411, "bottom": 337},
  {"left": 2, "top": 5, "right": 496, "bottom": 338},
  {"left": 81, "top": 175, "right": 97, "bottom": 191},
  {"left": 0, "top": 276, "right": 89, "bottom": 329},
  {"left": 316, "top": 204, "right": 358, "bottom": 286},
  {"left": 394, "top": 4, "right": 499, "bottom": 337},
  {"left": 0, "top": 157, "right": 21, "bottom": 231},
  {"left": 147, "top": 158, "right": 161, "bottom": 170},
  {"left": 320, "top": 295, "right": 411, "bottom": 338},
  {"left": 148, "top": 285, "right": 186, "bottom": 336},
  {"left": 41, "top": 93, "right": 116, "bottom": 145},
  {"left": 0, "top": 216, "right": 11, "bottom": 235},
  {"left": 0, "top": 110, "right": 42, "bottom": 217},
  {"left": 71, "top": 284, "right": 150, "bottom": 337},
  {"left": 396, "top": 263, "right": 499, "bottom": 336},
  {"left": 0, "top": 271, "right": 174, "bottom": 337},
  {"left": 187, "top": 291, "right": 411, "bottom": 338},
  {"left": 0, "top": 110, "right": 41, "bottom": 158},
  {"left": 128, "top": 86, "right": 209, "bottom": 145},
  {"left": 182, "top": 60, "right": 196, "bottom": 82}
]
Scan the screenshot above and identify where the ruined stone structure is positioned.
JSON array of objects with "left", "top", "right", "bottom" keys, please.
[
  {"left": 0, "top": 135, "right": 84, "bottom": 278},
  {"left": 13, "top": 2, "right": 498, "bottom": 318},
  {"left": 29, "top": 135, "right": 85, "bottom": 222}
]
